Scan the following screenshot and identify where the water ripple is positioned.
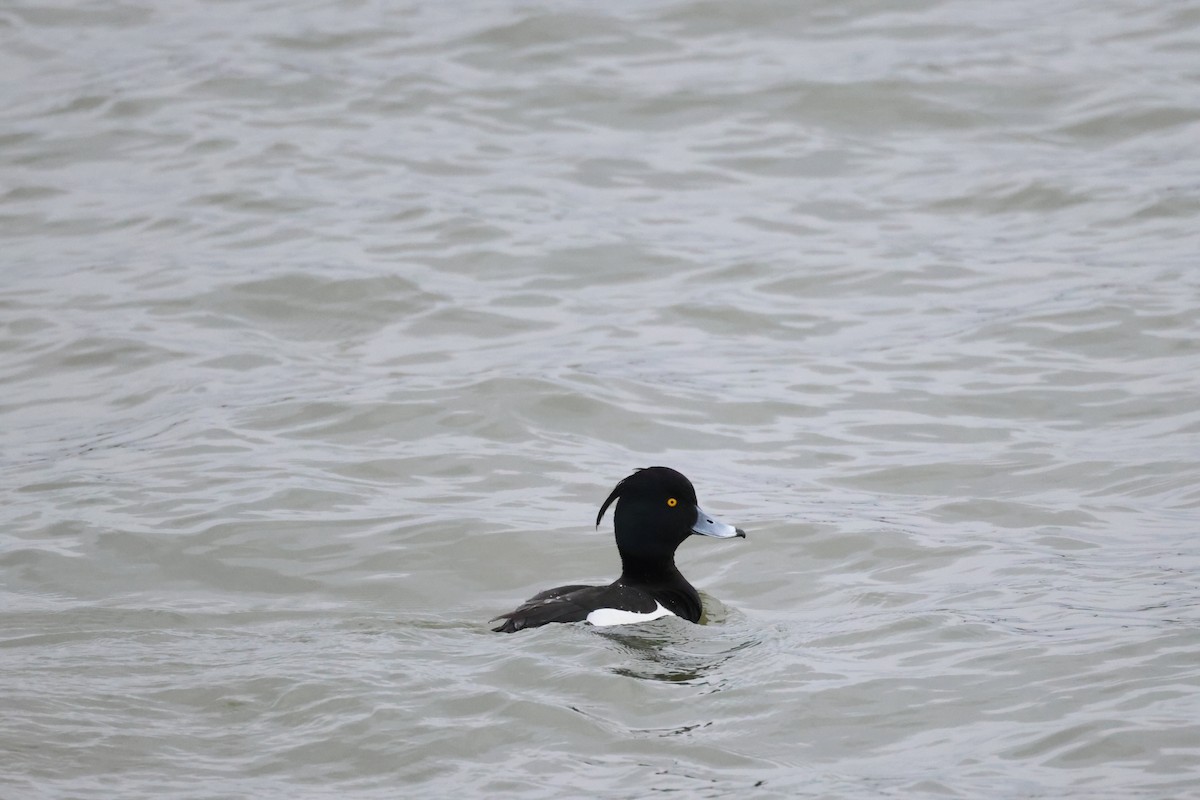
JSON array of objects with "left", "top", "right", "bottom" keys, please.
[{"left": 3, "top": 0, "right": 1200, "bottom": 797}]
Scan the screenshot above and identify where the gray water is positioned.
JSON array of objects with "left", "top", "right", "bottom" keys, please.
[{"left": 3, "top": 0, "right": 1200, "bottom": 797}]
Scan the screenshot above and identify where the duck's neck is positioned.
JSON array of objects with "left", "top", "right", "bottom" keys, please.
[{"left": 617, "top": 552, "right": 683, "bottom": 585}]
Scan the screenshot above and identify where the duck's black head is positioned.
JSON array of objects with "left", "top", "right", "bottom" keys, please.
[{"left": 595, "top": 467, "right": 745, "bottom": 577}]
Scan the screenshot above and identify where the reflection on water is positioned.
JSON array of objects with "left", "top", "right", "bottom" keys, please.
[{"left": 599, "top": 598, "right": 763, "bottom": 684}]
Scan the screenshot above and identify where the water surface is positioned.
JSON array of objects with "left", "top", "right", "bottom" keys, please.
[{"left": 2, "top": 0, "right": 1199, "bottom": 797}]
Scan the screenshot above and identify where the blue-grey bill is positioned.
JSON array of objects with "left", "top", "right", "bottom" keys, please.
[{"left": 691, "top": 506, "right": 746, "bottom": 539}]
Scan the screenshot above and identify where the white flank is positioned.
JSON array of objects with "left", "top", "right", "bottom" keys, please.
[{"left": 586, "top": 602, "right": 676, "bottom": 627}]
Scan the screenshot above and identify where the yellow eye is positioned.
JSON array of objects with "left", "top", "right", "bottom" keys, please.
[{"left": 666, "top": 498, "right": 678, "bottom": 508}]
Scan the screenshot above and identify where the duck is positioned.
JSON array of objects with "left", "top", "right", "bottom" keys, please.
[{"left": 490, "top": 467, "right": 745, "bottom": 633}]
